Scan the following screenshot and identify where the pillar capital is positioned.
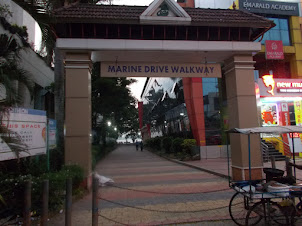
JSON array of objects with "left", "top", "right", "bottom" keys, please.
[
  {"left": 223, "top": 55, "right": 256, "bottom": 76},
  {"left": 64, "top": 52, "right": 92, "bottom": 69}
]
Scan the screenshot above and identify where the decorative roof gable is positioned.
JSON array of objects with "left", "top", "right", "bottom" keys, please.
[{"left": 140, "top": 0, "right": 191, "bottom": 25}]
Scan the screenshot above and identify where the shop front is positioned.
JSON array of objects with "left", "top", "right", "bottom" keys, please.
[{"left": 258, "top": 75, "right": 302, "bottom": 156}]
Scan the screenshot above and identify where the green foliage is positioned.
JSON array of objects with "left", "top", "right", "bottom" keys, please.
[
  {"left": 182, "top": 139, "right": 196, "bottom": 155},
  {"left": 10, "top": 24, "right": 28, "bottom": 38},
  {"left": 0, "top": 164, "right": 84, "bottom": 217},
  {"left": 175, "top": 151, "right": 190, "bottom": 160},
  {"left": 162, "top": 136, "right": 173, "bottom": 154},
  {"left": 91, "top": 142, "right": 116, "bottom": 169},
  {"left": 0, "top": 33, "right": 33, "bottom": 115},
  {"left": 171, "top": 137, "right": 184, "bottom": 154},
  {"left": 0, "top": 3, "right": 12, "bottom": 18},
  {"left": 144, "top": 137, "right": 162, "bottom": 151},
  {"left": 146, "top": 137, "right": 199, "bottom": 161},
  {"left": 149, "top": 137, "right": 162, "bottom": 150},
  {"left": 91, "top": 63, "right": 139, "bottom": 144},
  {"left": 156, "top": 137, "right": 162, "bottom": 150}
]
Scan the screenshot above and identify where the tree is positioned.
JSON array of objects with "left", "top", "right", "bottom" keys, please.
[
  {"left": 0, "top": 34, "right": 33, "bottom": 109},
  {"left": 11, "top": 0, "right": 102, "bottom": 152},
  {"left": 0, "top": 32, "right": 33, "bottom": 159},
  {"left": 91, "top": 63, "right": 139, "bottom": 145}
]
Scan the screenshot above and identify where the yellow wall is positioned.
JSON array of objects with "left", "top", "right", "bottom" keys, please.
[
  {"left": 289, "top": 16, "right": 302, "bottom": 78},
  {"left": 263, "top": 137, "right": 285, "bottom": 155},
  {"left": 258, "top": 16, "right": 302, "bottom": 78}
]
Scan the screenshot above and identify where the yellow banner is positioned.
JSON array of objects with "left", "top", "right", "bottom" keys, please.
[
  {"left": 294, "top": 101, "right": 302, "bottom": 142},
  {"left": 294, "top": 101, "right": 302, "bottom": 125}
]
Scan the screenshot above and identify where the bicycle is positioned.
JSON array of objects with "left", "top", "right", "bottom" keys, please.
[
  {"left": 245, "top": 198, "right": 290, "bottom": 226},
  {"left": 229, "top": 191, "right": 262, "bottom": 226},
  {"left": 287, "top": 189, "right": 302, "bottom": 225},
  {"left": 229, "top": 181, "right": 290, "bottom": 226},
  {"left": 229, "top": 180, "right": 264, "bottom": 226}
]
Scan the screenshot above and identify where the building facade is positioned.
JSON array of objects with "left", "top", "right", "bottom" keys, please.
[
  {"left": 1, "top": 0, "right": 54, "bottom": 117},
  {"left": 53, "top": 0, "right": 275, "bottom": 181},
  {"left": 140, "top": 0, "right": 302, "bottom": 158}
]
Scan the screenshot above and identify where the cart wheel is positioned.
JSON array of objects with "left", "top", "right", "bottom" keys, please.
[
  {"left": 290, "top": 200, "right": 302, "bottom": 226},
  {"left": 229, "top": 192, "right": 261, "bottom": 226},
  {"left": 246, "top": 201, "right": 289, "bottom": 226}
]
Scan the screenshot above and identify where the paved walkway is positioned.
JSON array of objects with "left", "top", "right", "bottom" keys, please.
[
  {"left": 185, "top": 156, "right": 302, "bottom": 180},
  {"left": 49, "top": 145, "right": 302, "bottom": 225},
  {"left": 48, "top": 145, "right": 236, "bottom": 225}
]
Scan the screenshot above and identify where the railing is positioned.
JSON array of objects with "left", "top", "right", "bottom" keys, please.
[
  {"left": 261, "top": 141, "right": 269, "bottom": 162},
  {"left": 273, "top": 136, "right": 291, "bottom": 157},
  {"left": 260, "top": 134, "right": 291, "bottom": 158}
]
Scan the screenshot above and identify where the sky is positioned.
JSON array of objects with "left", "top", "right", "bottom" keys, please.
[
  {"left": 107, "top": 1, "right": 151, "bottom": 101},
  {"left": 129, "top": 78, "right": 147, "bottom": 101},
  {"left": 109, "top": 0, "right": 153, "bottom": 5}
]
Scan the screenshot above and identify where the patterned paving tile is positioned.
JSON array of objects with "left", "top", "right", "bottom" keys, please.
[{"left": 48, "top": 145, "right": 236, "bottom": 226}]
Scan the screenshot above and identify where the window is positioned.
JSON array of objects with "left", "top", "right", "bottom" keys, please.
[{"left": 256, "top": 18, "right": 290, "bottom": 46}]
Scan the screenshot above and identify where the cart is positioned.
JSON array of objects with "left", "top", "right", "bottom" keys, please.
[{"left": 227, "top": 126, "right": 302, "bottom": 226}]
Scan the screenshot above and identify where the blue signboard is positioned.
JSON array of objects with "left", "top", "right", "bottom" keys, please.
[{"left": 48, "top": 119, "right": 57, "bottom": 149}]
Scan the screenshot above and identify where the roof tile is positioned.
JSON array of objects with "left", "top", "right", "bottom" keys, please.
[{"left": 54, "top": 4, "right": 273, "bottom": 28}]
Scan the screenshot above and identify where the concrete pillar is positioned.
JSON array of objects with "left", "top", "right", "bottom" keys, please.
[
  {"left": 64, "top": 53, "right": 92, "bottom": 187},
  {"left": 224, "top": 55, "right": 263, "bottom": 181}
]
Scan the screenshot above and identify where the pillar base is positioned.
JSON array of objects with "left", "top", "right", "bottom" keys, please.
[
  {"left": 232, "top": 166, "right": 263, "bottom": 181},
  {"left": 80, "top": 174, "right": 92, "bottom": 191}
]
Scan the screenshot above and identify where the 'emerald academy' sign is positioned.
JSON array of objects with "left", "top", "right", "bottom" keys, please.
[
  {"left": 239, "top": 0, "right": 299, "bottom": 16},
  {"left": 101, "top": 62, "right": 221, "bottom": 78}
]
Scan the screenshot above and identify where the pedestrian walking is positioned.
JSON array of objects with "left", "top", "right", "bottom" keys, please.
[
  {"left": 140, "top": 141, "right": 143, "bottom": 151},
  {"left": 135, "top": 140, "right": 139, "bottom": 151}
]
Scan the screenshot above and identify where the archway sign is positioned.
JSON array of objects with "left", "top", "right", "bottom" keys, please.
[{"left": 53, "top": 0, "right": 274, "bottom": 187}]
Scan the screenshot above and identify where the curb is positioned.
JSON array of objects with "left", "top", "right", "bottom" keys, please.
[
  {"left": 163, "top": 156, "right": 231, "bottom": 179},
  {"left": 148, "top": 150, "right": 230, "bottom": 179}
]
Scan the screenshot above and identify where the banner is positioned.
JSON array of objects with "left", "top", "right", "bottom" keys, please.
[
  {"left": 294, "top": 101, "right": 302, "bottom": 126},
  {"left": 0, "top": 108, "right": 47, "bottom": 161},
  {"left": 278, "top": 103, "right": 291, "bottom": 156},
  {"left": 293, "top": 101, "right": 302, "bottom": 144},
  {"left": 101, "top": 62, "right": 221, "bottom": 78}
]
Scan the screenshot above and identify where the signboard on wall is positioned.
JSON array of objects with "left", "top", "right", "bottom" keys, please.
[
  {"left": 48, "top": 119, "right": 57, "bottom": 149},
  {"left": 0, "top": 108, "right": 47, "bottom": 161},
  {"left": 261, "top": 103, "right": 278, "bottom": 126},
  {"left": 258, "top": 77, "right": 302, "bottom": 97},
  {"left": 265, "top": 40, "right": 284, "bottom": 60},
  {"left": 101, "top": 62, "right": 222, "bottom": 78},
  {"left": 239, "top": 0, "right": 299, "bottom": 16}
]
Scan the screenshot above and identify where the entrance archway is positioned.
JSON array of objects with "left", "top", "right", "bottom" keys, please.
[{"left": 53, "top": 0, "right": 274, "bottom": 185}]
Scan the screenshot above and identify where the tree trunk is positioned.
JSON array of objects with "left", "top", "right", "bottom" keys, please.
[{"left": 54, "top": 48, "right": 65, "bottom": 154}]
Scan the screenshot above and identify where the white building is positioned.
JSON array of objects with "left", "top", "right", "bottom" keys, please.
[{"left": 0, "top": 0, "right": 54, "bottom": 115}]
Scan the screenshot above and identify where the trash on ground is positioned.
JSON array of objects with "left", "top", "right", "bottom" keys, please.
[{"left": 94, "top": 173, "right": 114, "bottom": 187}]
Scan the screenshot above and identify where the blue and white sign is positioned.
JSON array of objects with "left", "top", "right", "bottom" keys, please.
[
  {"left": 101, "top": 62, "right": 221, "bottom": 78},
  {"left": 48, "top": 119, "right": 57, "bottom": 149}
]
